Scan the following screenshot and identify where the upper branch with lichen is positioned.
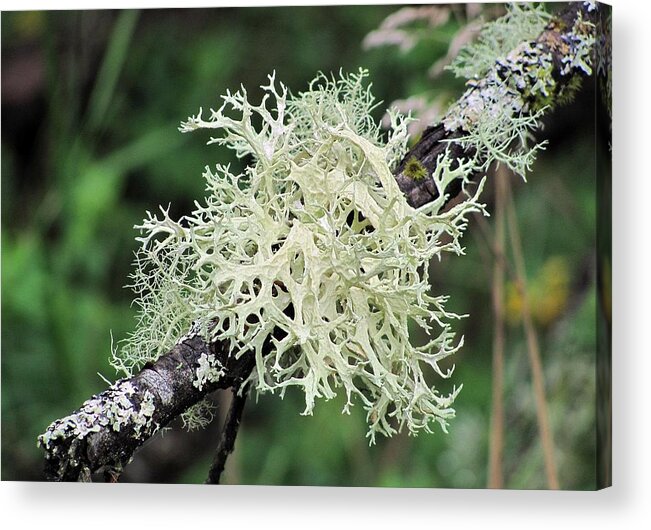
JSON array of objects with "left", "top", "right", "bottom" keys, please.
[{"left": 395, "top": 1, "right": 597, "bottom": 208}]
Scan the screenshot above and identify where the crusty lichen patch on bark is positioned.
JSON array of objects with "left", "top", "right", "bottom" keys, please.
[
  {"left": 193, "top": 353, "right": 225, "bottom": 391},
  {"left": 38, "top": 380, "right": 158, "bottom": 481}
]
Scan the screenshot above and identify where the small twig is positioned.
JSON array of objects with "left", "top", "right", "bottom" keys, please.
[
  {"left": 473, "top": 210, "right": 517, "bottom": 282},
  {"left": 504, "top": 184, "right": 559, "bottom": 490},
  {"left": 487, "top": 167, "right": 507, "bottom": 489},
  {"left": 205, "top": 386, "right": 249, "bottom": 484}
]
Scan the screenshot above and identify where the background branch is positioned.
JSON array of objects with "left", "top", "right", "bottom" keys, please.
[
  {"left": 487, "top": 166, "right": 507, "bottom": 489},
  {"left": 205, "top": 385, "right": 250, "bottom": 484}
]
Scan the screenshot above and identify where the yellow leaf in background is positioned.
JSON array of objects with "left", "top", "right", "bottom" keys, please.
[{"left": 505, "top": 256, "right": 570, "bottom": 328}]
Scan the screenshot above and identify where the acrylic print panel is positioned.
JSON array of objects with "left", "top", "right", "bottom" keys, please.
[{"left": 1, "top": 1, "right": 611, "bottom": 489}]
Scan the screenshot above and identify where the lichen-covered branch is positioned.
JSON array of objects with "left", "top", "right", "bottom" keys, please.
[
  {"left": 38, "top": 1, "right": 600, "bottom": 482},
  {"left": 395, "top": 1, "right": 597, "bottom": 208},
  {"left": 38, "top": 333, "right": 254, "bottom": 481}
]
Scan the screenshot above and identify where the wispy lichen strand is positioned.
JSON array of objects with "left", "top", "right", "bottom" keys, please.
[{"left": 112, "top": 70, "right": 485, "bottom": 441}]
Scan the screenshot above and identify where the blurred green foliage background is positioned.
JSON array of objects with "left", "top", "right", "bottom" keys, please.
[{"left": 2, "top": 4, "right": 599, "bottom": 488}]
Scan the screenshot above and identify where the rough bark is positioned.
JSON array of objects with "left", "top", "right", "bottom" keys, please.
[
  {"left": 38, "top": 1, "right": 597, "bottom": 482},
  {"left": 39, "top": 334, "right": 254, "bottom": 481}
]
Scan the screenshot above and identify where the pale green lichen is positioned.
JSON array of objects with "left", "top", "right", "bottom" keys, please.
[
  {"left": 443, "top": 51, "right": 550, "bottom": 178},
  {"left": 181, "top": 398, "right": 217, "bottom": 431},
  {"left": 442, "top": 11, "right": 556, "bottom": 178},
  {"left": 447, "top": 3, "right": 551, "bottom": 80},
  {"left": 113, "top": 69, "right": 486, "bottom": 441}
]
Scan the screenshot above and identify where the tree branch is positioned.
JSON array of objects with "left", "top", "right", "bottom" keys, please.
[
  {"left": 205, "top": 386, "right": 249, "bottom": 484},
  {"left": 38, "top": 333, "right": 254, "bottom": 481},
  {"left": 395, "top": 2, "right": 597, "bottom": 207},
  {"left": 38, "top": 1, "right": 598, "bottom": 482}
]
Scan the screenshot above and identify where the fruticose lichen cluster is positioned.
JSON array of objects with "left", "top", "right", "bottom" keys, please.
[{"left": 112, "top": 70, "right": 486, "bottom": 441}]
